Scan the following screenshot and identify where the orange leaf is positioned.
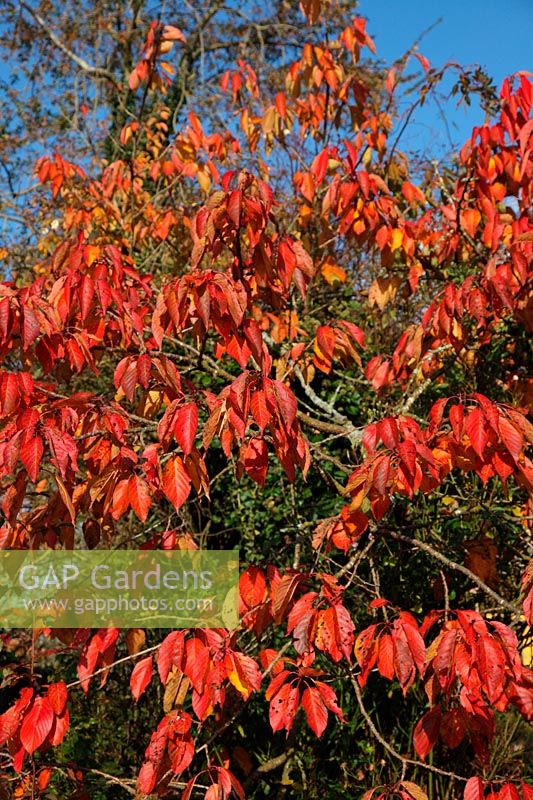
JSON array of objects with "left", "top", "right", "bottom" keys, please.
[
  {"left": 162, "top": 455, "right": 191, "bottom": 510},
  {"left": 128, "top": 475, "right": 152, "bottom": 522}
]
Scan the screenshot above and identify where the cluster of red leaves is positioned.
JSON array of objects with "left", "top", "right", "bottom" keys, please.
[
  {"left": 354, "top": 606, "right": 425, "bottom": 693},
  {"left": 221, "top": 60, "right": 259, "bottom": 104},
  {"left": 362, "top": 76, "right": 532, "bottom": 391},
  {"left": 204, "top": 372, "right": 309, "bottom": 484},
  {"left": 309, "top": 394, "right": 533, "bottom": 554},
  {"left": 239, "top": 565, "right": 354, "bottom": 661},
  {"left": 137, "top": 710, "right": 195, "bottom": 794},
  {"left": 149, "top": 110, "right": 241, "bottom": 194},
  {"left": 0, "top": 683, "right": 69, "bottom": 772},
  {"left": 413, "top": 610, "right": 532, "bottom": 762},
  {"left": 35, "top": 154, "right": 86, "bottom": 199},
  {"left": 463, "top": 779, "right": 533, "bottom": 800},
  {"left": 313, "top": 320, "right": 365, "bottom": 374},
  {"left": 143, "top": 629, "right": 262, "bottom": 718},
  {"left": 353, "top": 605, "right": 532, "bottom": 765},
  {"left": 128, "top": 21, "right": 186, "bottom": 92},
  {"left": 265, "top": 651, "right": 344, "bottom": 737},
  {"left": 366, "top": 245, "right": 532, "bottom": 392}
]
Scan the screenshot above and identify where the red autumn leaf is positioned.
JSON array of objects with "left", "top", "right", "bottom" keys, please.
[
  {"left": 130, "top": 656, "right": 153, "bottom": 701},
  {"left": 311, "top": 149, "right": 329, "bottom": 185},
  {"left": 377, "top": 633, "right": 395, "bottom": 680},
  {"left": 47, "top": 682, "right": 68, "bottom": 716},
  {"left": 0, "top": 688, "right": 33, "bottom": 747},
  {"left": 78, "top": 274, "right": 94, "bottom": 322},
  {"left": 169, "top": 730, "right": 194, "bottom": 775},
  {"left": 268, "top": 679, "right": 299, "bottom": 734},
  {"left": 498, "top": 785, "right": 521, "bottom": 800},
  {"left": 463, "top": 777, "right": 485, "bottom": 800},
  {"left": 250, "top": 389, "right": 272, "bottom": 431},
  {"left": 48, "top": 707, "right": 70, "bottom": 747},
  {"left": 439, "top": 708, "right": 466, "bottom": 749},
  {"left": 413, "top": 706, "right": 442, "bottom": 760},
  {"left": 272, "top": 380, "right": 297, "bottom": 428},
  {"left": 225, "top": 650, "right": 262, "bottom": 699},
  {"left": 393, "top": 634, "right": 417, "bottom": 692},
  {"left": 20, "top": 434, "right": 44, "bottom": 482},
  {"left": 184, "top": 637, "right": 210, "bottom": 694},
  {"left": 465, "top": 408, "right": 489, "bottom": 459},
  {"left": 21, "top": 305, "right": 40, "bottom": 350},
  {"left": 271, "top": 572, "right": 306, "bottom": 624},
  {"left": 498, "top": 416, "right": 523, "bottom": 461},
  {"left": 137, "top": 353, "right": 152, "bottom": 388},
  {"left": 241, "top": 437, "right": 268, "bottom": 486},
  {"left": 354, "top": 624, "right": 380, "bottom": 686},
  {"left": 114, "top": 356, "right": 138, "bottom": 402},
  {"left": 227, "top": 190, "right": 242, "bottom": 226},
  {"left": 174, "top": 402, "right": 199, "bottom": 455},
  {"left": 301, "top": 685, "right": 328, "bottom": 736},
  {"left": 402, "top": 181, "right": 425, "bottom": 205},
  {"left": 157, "top": 631, "right": 186, "bottom": 685},
  {"left": 20, "top": 697, "right": 54, "bottom": 755}
]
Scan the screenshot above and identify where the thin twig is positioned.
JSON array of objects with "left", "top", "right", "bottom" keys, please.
[
  {"left": 20, "top": 2, "right": 118, "bottom": 86},
  {"left": 348, "top": 670, "right": 467, "bottom": 782},
  {"left": 385, "top": 529, "right": 521, "bottom": 616}
]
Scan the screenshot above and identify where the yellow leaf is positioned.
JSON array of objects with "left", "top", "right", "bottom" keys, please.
[
  {"left": 441, "top": 495, "right": 457, "bottom": 507},
  {"left": 390, "top": 229, "right": 403, "bottom": 252},
  {"left": 137, "top": 389, "right": 165, "bottom": 418},
  {"left": 160, "top": 61, "right": 175, "bottom": 76},
  {"left": 321, "top": 258, "right": 346, "bottom": 286},
  {"left": 227, "top": 668, "right": 251, "bottom": 699},
  {"left": 197, "top": 168, "right": 211, "bottom": 193},
  {"left": 85, "top": 245, "right": 101, "bottom": 266}
]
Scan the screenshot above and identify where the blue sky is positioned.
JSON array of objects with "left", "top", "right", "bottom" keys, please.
[{"left": 358, "top": 0, "right": 533, "bottom": 156}]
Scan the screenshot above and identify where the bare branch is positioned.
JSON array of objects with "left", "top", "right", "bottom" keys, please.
[
  {"left": 20, "top": 2, "right": 117, "bottom": 86},
  {"left": 348, "top": 670, "right": 468, "bottom": 782},
  {"left": 385, "top": 529, "right": 521, "bottom": 616}
]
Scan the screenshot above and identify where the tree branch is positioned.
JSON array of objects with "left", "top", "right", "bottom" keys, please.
[
  {"left": 348, "top": 670, "right": 467, "bottom": 782},
  {"left": 294, "top": 364, "right": 361, "bottom": 444},
  {"left": 244, "top": 749, "right": 294, "bottom": 790},
  {"left": 385, "top": 529, "right": 521, "bottom": 616},
  {"left": 20, "top": 2, "right": 117, "bottom": 86},
  {"left": 65, "top": 643, "right": 160, "bottom": 690}
]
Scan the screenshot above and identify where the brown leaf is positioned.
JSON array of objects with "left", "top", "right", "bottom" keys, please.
[
  {"left": 125, "top": 628, "right": 146, "bottom": 656},
  {"left": 465, "top": 538, "right": 499, "bottom": 588},
  {"left": 163, "top": 667, "right": 190, "bottom": 713}
]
